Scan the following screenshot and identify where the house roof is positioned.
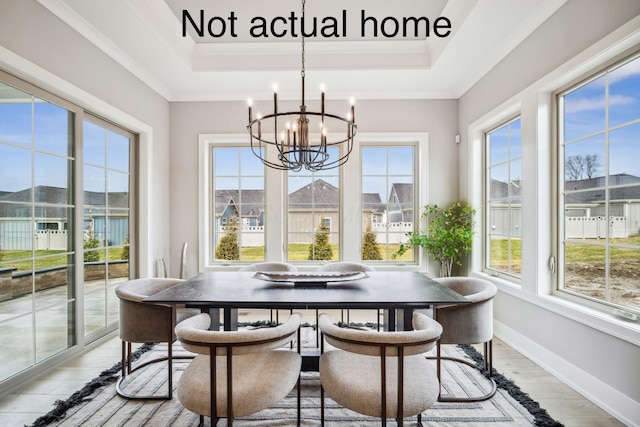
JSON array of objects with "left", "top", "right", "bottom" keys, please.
[
  {"left": 389, "top": 183, "right": 413, "bottom": 205},
  {"left": 214, "top": 189, "right": 264, "bottom": 217},
  {"left": 565, "top": 174, "right": 640, "bottom": 204},
  {"left": 0, "top": 186, "right": 129, "bottom": 218},
  {"left": 362, "top": 193, "right": 385, "bottom": 213},
  {"left": 288, "top": 179, "right": 339, "bottom": 211}
]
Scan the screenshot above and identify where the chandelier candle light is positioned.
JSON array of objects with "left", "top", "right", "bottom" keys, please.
[{"left": 246, "top": 0, "right": 357, "bottom": 171}]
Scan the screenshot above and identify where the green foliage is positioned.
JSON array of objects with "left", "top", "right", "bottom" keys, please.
[
  {"left": 395, "top": 202, "right": 476, "bottom": 276},
  {"left": 215, "top": 215, "right": 240, "bottom": 260},
  {"left": 121, "top": 234, "right": 130, "bottom": 261},
  {"left": 308, "top": 221, "right": 333, "bottom": 260},
  {"left": 362, "top": 222, "right": 382, "bottom": 260},
  {"left": 83, "top": 233, "right": 101, "bottom": 262}
]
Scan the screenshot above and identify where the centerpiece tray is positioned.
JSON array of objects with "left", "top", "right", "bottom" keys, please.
[{"left": 252, "top": 271, "right": 369, "bottom": 287}]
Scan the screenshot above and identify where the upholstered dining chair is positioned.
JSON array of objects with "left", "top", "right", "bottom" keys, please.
[
  {"left": 115, "top": 278, "right": 199, "bottom": 400},
  {"left": 175, "top": 312, "right": 303, "bottom": 427},
  {"left": 318, "top": 312, "right": 442, "bottom": 427},
  {"left": 238, "top": 262, "right": 298, "bottom": 324},
  {"left": 428, "top": 276, "right": 498, "bottom": 402},
  {"left": 317, "top": 262, "right": 378, "bottom": 329}
]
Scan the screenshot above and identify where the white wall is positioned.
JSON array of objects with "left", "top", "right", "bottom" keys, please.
[
  {"left": 458, "top": 0, "right": 640, "bottom": 425},
  {"left": 0, "top": 0, "right": 172, "bottom": 277},
  {"left": 169, "top": 99, "right": 459, "bottom": 276}
]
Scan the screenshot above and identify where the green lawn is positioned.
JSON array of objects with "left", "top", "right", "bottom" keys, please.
[
  {"left": 0, "top": 248, "right": 127, "bottom": 272},
  {"left": 239, "top": 243, "right": 413, "bottom": 262}
]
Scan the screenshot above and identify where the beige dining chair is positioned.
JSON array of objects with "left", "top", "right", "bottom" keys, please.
[
  {"left": 175, "top": 312, "right": 302, "bottom": 427},
  {"left": 115, "top": 278, "right": 199, "bottom": 400},
  {"left": 428, "top": 276, "right": 498, "bottom": 402},
  {"left": 318, "top": 312, "right": 442, "bottom": 427},
  {"left": 238, "top": 262, "right": 298, "bottom": 324}
]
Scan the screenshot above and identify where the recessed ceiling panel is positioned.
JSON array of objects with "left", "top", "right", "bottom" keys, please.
[{"left": 165, "top": 0, "right": 449, "bottom": 43}]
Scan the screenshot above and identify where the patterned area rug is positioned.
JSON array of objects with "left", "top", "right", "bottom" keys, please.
[{"left": 29, "top": 327, "right": 563, "bottom": 427}]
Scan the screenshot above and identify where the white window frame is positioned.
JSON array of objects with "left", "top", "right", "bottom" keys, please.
[
  {"left": 199, "top": 132, "right": 428, "bottom": 271},
  {"left": 466, "top": 18, "right": 640, "bottom": 348}
]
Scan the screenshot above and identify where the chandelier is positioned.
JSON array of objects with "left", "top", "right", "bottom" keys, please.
[{"left": 246, "top": 0, "right": 357, "bottom": 172}]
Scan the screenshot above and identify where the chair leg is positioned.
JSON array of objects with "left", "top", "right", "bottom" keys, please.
[
  {"left": 116, "top": 339, "right": 194, "bottom": 400},
  {"left": 320, "top": 383, "right": 325, "bottom": 426},
  {"left": 427, "top": 340, "right": 497, "bottom": 402}
]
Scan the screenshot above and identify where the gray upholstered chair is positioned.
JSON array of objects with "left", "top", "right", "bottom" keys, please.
[
  {"left": 429, "top": 277, "right": 498, "bottom": 402},
  {"left": 238, "top": 262, "right": 298, "bottom": 324},
  {"left": 115, "top": 278, "right": 199, "bottom": 400},
  {"left": 317, "top": 261, "right": 377, "bottom": 327},
  {"left": 175, "top": 312, "right": 302, "bottom": 427},
  {"left": 318, "top": 312, "right": 442, "bottom": 427}
]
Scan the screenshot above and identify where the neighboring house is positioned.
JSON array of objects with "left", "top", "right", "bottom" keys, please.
[
  {"left": 362, "top": 192, "right": 385, "bottom": 226},
  {"left": 0, "top": 186, "right": 129, "bottom": 250},
  {"left": 489, "top": 174, "right": 640, "bottom": 238},
  {"left": 387, "top": 183, "right": 414, "bottom": 223},
  {"left": 563, "top": 173, "right": 640, "bottom": 238},
  {"left": 213, "top": 179, "right": 414, "bottom": 245},
  {"left": 288, "top": 179, "right": 339, "bottom": 243}
]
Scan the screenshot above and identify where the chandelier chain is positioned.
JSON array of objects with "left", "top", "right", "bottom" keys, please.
[{"left": 301, "top": 0, "right": 306, "bottom": 79}]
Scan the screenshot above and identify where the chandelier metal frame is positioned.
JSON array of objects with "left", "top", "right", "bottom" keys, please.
[{"left": 246, "top": 0, "right": 357, "bottom": 172}]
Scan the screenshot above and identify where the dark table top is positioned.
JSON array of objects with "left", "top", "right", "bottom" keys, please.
[{"left": 143, "top": 271, "right": 468, "bottom": 310}]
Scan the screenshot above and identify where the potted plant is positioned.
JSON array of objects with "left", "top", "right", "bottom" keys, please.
[{"left": 395, "top": 202, "right": 476, "bottom": 277}]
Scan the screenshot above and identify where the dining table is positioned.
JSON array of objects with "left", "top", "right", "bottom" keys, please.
[{"left": 144, "top": 270, "right": 469, "bottom": 331}]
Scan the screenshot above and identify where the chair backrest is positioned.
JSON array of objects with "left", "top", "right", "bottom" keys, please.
[
  {"left": 116, "top": 278, "right": 185, "bottom": 343},
  {"left": 434, "top": 277, "right": 497, "bottom": 345},
  {"left": 316, "top": 262, "right": 375, "bottom": 272},
  {"left": 176, "top": 312, "right": 302, "bottom": 356},
  {"left": 318, "top": 313, "right": 441, "bottom": 357},
  {"left": 238, "top": 262, "right": 298, "bottom": 272},
  {"left": 115, "top": 278, "right": 184, "bottom": 303}
]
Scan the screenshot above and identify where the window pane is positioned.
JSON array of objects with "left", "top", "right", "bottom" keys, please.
[
  {"left": 609, "top": 56, "right": 640, "bottom": 128},
  {"left": 486, "top": 118, "right": 522, "bottom": 278},
  {"left": 0, "top": 88, "right": 32, "bottom": 147},
  {"left": 83, "top": 119, "right": 131, "bottom": 337},
  {"left": 563, "top": 75, "right": 606, "bottom": 142},
  {"left": 564, "top": 243, "right": 606, "bottom": 300},
  {"left": 361, "top": 145, "right": 414, "bottom": 262},
  {"left": 213, "top": 147, "right": 265, "bottom": 262},
  {"left": 84, "top": 121, "right": 105, "bottom": 166},
  {"left": 564, "top": 134, "right": 605, "bottom": 183},
  {"left": 0, "top": 144, "right": 31, "bottom": 197},
  {"left": 34, "top": 153, "right": 70, "bottom": 203},
  {"left": 107, "top": 130, "right": 129, "bottom": 171},
  {"left": 34, "top": 101, "right": 72, "bottom": 156},
  {"left": 609, "top": 122, "right": 640, "bottom": 178},
  {"left": 288, "top": 163, "right": 339, "bottom": 261}
]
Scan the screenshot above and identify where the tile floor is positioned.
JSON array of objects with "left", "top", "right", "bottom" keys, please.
[{"left": 0, "top": 309, "right": 627, "bottom": 427}]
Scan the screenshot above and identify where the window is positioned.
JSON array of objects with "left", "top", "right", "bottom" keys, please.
[
  {"left": 0, "top": 71, "right": 137, "bottom": 384},
  {"left": 201, "top": 133, "right": 425, "bottom": 267},
  {"left": 211, "top": 147, "right": 265, "bottom": 263},
  {"left": 82, "top": 117, "right": 133, "bottom": 338},
  {"left": 485, "top": 117, "right": 522, "bottom": 278},
  {"left": 288, "top": 149, "right": 340, "bottom": 261},
  {"left": 557, "top": 52, "right": 640, "bottom": 314},
  {"left": 361, "top": 145, "right": 415, "bottom": 262}
]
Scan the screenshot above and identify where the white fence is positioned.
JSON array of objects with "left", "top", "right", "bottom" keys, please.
[{"left": 565, "top": 216, "right": 627, "bottom": 239}]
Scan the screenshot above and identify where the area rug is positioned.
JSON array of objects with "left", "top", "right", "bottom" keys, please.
[{"left": 29, "top": 327, "right": 563, "bottom": 427}]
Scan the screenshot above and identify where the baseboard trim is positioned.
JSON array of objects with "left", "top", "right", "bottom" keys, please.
[{"left": 494, "top": 320, "right": 639, "bottom": 427}]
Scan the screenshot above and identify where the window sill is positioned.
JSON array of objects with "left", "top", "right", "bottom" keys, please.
[{"left": 471, "top": 271, "right": 640, "bottom": 347}]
